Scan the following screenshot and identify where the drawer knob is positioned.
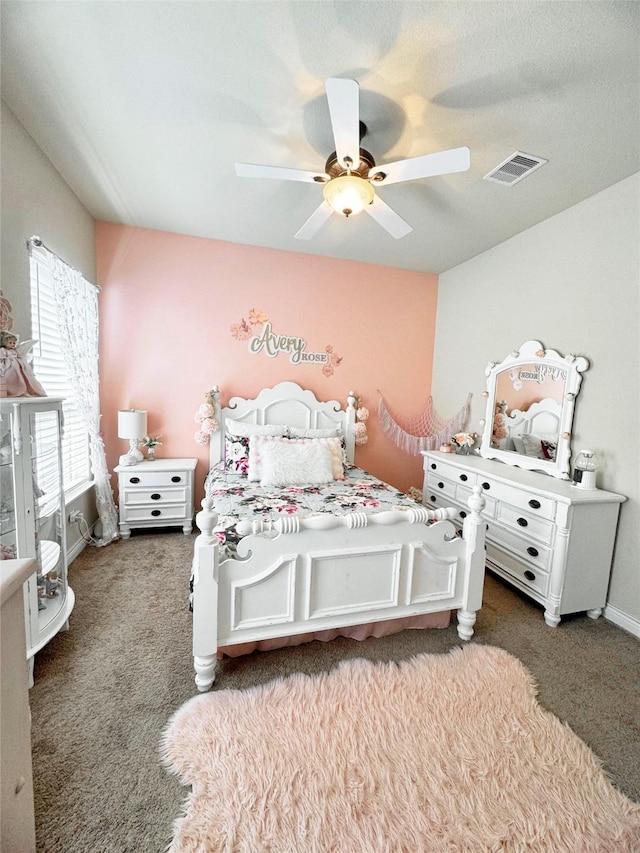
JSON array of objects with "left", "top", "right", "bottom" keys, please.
[
  {"left": 528, "top": 499, "right": 541, "bottom": 510},
  {"left": 460, "top": 510, "right": 467, "bottom": 519},
  {"left": 524, "top": 570, "right": 536, "bottom": 581},
  {"left": 437, "top": 481, "right": 444, "bottom": 489},
  {"left": 517, "top": 517, "right": 528, "bottom": 527},
  {"left": 429, "top": 495, "right": 436, "bottom": 502},
  {"left": 459, "top": 474, "right": 468, "bottom": 482},
  {"left": 151, "top": 509, "right": 161, "bottom": 517},
  {"left": 151, "top": 493, "right": 162, "bottom": 501},
  {"left": 171, "top": 475, "right": 182, "bottom": 483},
  {"left": 129, "top": 476, "right": 140, "bottom": 484},
  {"left": 430, "top": 463, "right": 437, "bottom": 470},
  {"left": 482, "top": 482, "right": 491, "bottom": 490},
  {"left": 527, "top": 546, "right": 539, "bottom": 557}
]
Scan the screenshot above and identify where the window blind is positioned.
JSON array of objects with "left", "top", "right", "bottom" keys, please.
[{"left": 30, "top": 249, "right": 92, "bottom": 493}]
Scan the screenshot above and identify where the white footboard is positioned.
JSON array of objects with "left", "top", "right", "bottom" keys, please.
[{"left": 192, "top": 488, "right": 486, "bottom": 691}]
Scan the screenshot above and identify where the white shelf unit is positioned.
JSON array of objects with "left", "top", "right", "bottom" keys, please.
[{"left": 0, "top": 398, "right": 74, "bottom": 684}]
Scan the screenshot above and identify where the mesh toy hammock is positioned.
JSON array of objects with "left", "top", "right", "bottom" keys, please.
[{"left": 377, "top": 391, "right": 472, "bottom": 456}]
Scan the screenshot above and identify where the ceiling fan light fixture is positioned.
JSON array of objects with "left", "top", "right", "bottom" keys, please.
[{"left": 322, "top": 174, "right": 375, "bottom": 217}]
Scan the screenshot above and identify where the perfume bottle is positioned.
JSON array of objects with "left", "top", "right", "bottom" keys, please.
[{"left": 572, "top": 449, "right": 598, "bottom": 489}]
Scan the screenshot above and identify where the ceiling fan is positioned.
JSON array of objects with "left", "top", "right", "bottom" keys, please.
[{"left": 235, "top": 78, "right": 470, "bottom": 240}]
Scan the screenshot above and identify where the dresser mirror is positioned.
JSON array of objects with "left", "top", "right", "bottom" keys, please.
[{"left": 479, "top": 340, "right": 589, "bottom": 479}]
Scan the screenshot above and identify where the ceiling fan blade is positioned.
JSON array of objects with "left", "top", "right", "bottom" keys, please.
[
  {"left": 365, "top": 195, "right": 412, "bottom": 239},
  {"left": 369, "top": 146, "right": 471, "bottom": 186},
  {"left": 294, "top": 201, "right": 333, "bottom": 240},
  {"left": 235, "top": 163, "right": 328, "bottom": 183},
  {"left": 325, "top": 78, "right": 360, "bottom": 169}
]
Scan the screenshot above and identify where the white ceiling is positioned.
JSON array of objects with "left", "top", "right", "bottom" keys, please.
[{"left": 2, "top": 1, "right": 639, "bottom": 274}]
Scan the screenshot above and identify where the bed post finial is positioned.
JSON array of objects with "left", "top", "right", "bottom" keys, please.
[{"left": 195, "top": 497, "right": 218, "bottom": 540}]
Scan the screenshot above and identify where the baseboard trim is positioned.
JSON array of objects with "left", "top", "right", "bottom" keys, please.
[
  {"left": 604, "top": 603, "right": 640, "bottom": 639},
  {"left": 67, "top": 536, "right": 89, "bottom": 565}
]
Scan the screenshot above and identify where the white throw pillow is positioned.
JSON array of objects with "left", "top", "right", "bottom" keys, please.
[
  {"left": 260, "top": 440, "right": 334, "bottom": 488},
  {"left": 521, "top": 433, "right": 544, "bottom": 458},
  {"left": 287, "top": 426, "right": 341, "bottom": 439},
  {"left": 249, "top": 436, "right": 344, "bottom": 481},
  {"left": 225, "top": 418, "right": 286, "bottom": 438}
]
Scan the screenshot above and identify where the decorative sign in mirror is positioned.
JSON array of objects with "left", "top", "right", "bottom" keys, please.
[{"left": 480, "top": 340, "right": 589, "bottom": 478}]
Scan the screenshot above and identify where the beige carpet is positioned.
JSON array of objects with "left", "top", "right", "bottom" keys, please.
[{"left": 162, "top": 644, "right": 640, "bottom": 852}]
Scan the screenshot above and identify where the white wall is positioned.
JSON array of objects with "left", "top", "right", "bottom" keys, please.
[
  {"left": 432, "top": 174, "right": 640, "bottom": 634},
  {"left": 1, "top": 101, "right": 96, "bottom": 329},
  {"left": 1, "top": 102, "right": 98, "bottom": 556}
]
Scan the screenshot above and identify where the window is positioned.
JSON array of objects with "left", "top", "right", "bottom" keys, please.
[{"left": 30, "top": 247, "right": 92, "bottom": 494}]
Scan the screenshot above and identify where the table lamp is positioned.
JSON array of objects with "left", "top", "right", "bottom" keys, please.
[{"left": 118, "top": 409, "right": 147, "bottom": 466}]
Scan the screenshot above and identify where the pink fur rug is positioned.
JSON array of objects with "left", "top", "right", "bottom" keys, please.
[{"left": 162, "top": 645, "right": 640, "bottom": 852}]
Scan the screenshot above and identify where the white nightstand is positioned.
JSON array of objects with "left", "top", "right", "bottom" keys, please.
[{"left": 114, "top": 458, "right": 198, "bottom": 538}]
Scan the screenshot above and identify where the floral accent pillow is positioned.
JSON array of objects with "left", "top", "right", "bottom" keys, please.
[
  {"left": 224, "top": 433, "right": 250, "bottom": 476},
  {"left": 541, "top": 439, "right": 557, "bottom": 461}
]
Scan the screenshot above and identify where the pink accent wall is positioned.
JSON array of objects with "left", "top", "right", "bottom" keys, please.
[{"left": 96, "top": 223, "right": 439, "bottom": 502}]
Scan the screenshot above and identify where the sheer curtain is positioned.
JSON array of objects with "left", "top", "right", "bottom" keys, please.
[{"left": 43, "top": 246, "right": 119, "bottom": 545}]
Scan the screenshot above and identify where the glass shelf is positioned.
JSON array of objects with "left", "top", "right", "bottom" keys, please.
[{"left": 0, "top": 397, "right": 73, "bottom": 677}]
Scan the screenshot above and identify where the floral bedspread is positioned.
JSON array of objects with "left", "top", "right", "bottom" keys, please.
[{"left": 204, "top": 462, "right": 421, "bottom": 560}]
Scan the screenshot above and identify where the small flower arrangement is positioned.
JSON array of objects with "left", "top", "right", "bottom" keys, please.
[
  {"left": 450, "top": 432, "right": 476, "bottom": 454},
  {"left": 142, "top": 435, "right": 162, "bottom": 460},
  {"left": 142, "top": 435, "right": 162, "bottom": 449}
]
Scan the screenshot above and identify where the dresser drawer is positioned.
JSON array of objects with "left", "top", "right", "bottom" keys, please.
[
  {"left": 119, "top": 470, "right": 191, "bottom": 488},
  {"left": 424, "top": 458, "right": 477, "bottom": 487},
  {"left": 487, "top": 543, "right": 549, "bottom": 597},
  {"left": 122, "top": 503, "right": 188, "bottom": 523},
  {"left": 488, "top": 523, "right": 552, "bottom": 571},
  {"left": 122, "top": 487, "right": 188, "bottom": 506},
  {"left": 497, "top": 504, "right": 555, "bottom": 544},
  {"left": 457, "top": 486, "right": 496, "bottom": 519},
  {"left": 477, "top": 479, "right": 556, "bottom": 521},
  {"left": 425, "top": 475, "right": 458, "bottom": 502}
]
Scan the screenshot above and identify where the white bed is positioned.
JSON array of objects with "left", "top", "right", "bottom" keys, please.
[
  {"left": 503, "top": 398, "right": 562, "bottom": 460},
  {"left": 190, "top": 382, "right": 486, "bottom": 691}
]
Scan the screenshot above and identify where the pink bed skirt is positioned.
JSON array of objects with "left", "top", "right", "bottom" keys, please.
[{"left": 217, "top": 611, "right": 451, "bottom": 659}]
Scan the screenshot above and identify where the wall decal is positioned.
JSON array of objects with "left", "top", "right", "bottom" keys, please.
[{"left": 230, "top": 309, "right": 342, "bottom": 376}]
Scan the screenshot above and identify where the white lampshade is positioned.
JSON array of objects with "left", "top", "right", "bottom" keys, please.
[
  {"left": 322, "top": 174, "right": 375, "bottom": 217},
  {"left": 118, "top": 409, "right": 147, "bottom": 440}
]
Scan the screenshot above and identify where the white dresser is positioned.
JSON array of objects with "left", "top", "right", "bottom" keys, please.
[
  {"left": 422, "top": 451, "right": 625, "bottom": 626},
  {"left": 115, "top": 458, "right": 198, "bottom": 538}
]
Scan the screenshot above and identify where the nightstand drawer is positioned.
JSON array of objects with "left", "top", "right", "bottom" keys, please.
[
  {"left": 122, "top": 504, "right": 188, "bottom": 523},
  {"left": 122, "top": 487, "right": 188, "bottom": 506},
  {"left": 119, "top": 471, "right": 191, "bottom": 488}
]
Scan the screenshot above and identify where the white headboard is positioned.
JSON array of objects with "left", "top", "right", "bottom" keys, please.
[{"left": 208, "top": 381, "right": 357, "bottom": 470}]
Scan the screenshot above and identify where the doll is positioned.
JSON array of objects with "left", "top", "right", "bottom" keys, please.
[
  {"left": 491, "top": 400, "right": 509, "bottom": 447},
  {"left": 0, "top": 331, "right": 47, "bottom": 398}
]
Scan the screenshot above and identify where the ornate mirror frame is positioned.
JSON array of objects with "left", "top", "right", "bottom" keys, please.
[{"left": 479, "top": 340, "right": 589, "bottom": 479}]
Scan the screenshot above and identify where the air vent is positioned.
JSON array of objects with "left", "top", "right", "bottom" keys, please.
[{"left": 483, "top": 151, "right": 548, "bottom": 186}]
